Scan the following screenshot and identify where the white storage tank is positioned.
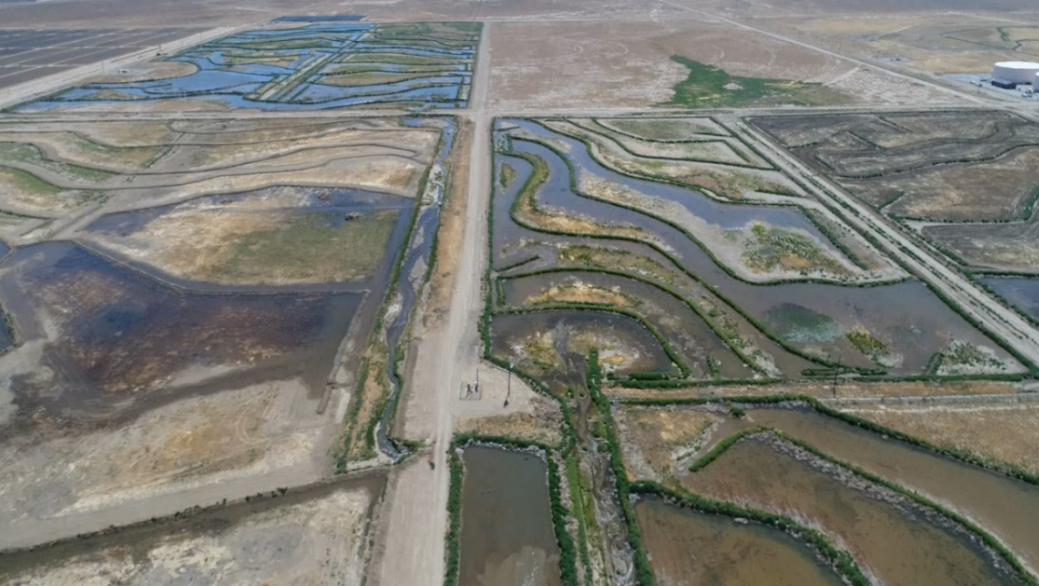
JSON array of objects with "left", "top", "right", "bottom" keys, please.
[
  {"left": 1035, "top": 71, "right": 1039, "bottom": 91},
  {"left": 992, "top": 61, "right": 1039, "bottom": 87}
]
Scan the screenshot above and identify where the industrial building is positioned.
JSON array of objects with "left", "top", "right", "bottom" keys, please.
[{"left": 991, "top": 61, "right": 1039, "bottom": 89}]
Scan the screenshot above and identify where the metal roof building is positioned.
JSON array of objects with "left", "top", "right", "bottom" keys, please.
[{"left": 992, "top": 61, "right": 1039, "bottom": 88}]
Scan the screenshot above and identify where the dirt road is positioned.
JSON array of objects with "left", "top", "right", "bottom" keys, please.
[{"left": 368, "top": 21, "right": 493, "bottom": 586}]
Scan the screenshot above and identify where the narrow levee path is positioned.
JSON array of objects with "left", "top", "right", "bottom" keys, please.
[{"left": 368, "top": 19, "right": 492, "bottom": 586}]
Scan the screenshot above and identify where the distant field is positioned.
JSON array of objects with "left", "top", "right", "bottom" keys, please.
[
  {"left": 0, "top": 28, "right": 203, "bottom": 90},
  {"left": 14, "top": 21, "right": 480, "bottom": 112},
  {"left": 744, "top": 14, "right": 1039, "bottom": 75},
  {"left": 489, "top": 19, "right": 964, "bottom": 110}
]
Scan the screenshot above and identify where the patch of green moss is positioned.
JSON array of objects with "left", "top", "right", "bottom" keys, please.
[
  {"left": 847, "top": 329, "right": 888, "bottom": 358},
  {"left": 0, "top": 166, "right": 62, "bottom": 197},
  {"left": 740, "top": 223, "right": 848, "bottom": 276},
  {"left": 663, "top": 56, "right": 846, "bottom": 109},
  {"left": 0, "top": 142, "right": 113, "bottom": 182},
  {"left": 765, "top": 303, "right": 842, "bottom": 344},
  {"left": 499, "top": 162, "right": 516, "bottom": 188}
]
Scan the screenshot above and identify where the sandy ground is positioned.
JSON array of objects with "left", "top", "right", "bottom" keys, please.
[
  {"left": 0, "top": 378, "right": 341, "bottom": 550},
  {"left": 616, "top": 406, "right": 721, "bottom": 481},
  {"left": 0, "top": 478, "right": 379, "bottom": 585},
  {"left": 748, "top": 13, "right": 1039, "bottom": 74},
  {"left": 608, "top": 379, "right": 1027, "bottom": 401},
  {"left": 489, "top": 19, "right": 855, "bottom": 110}
]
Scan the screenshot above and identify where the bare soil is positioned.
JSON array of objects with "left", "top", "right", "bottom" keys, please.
[
  {"left": 490, "top": 19, "right": 856, "bottom": 110},
  {"left": 0, "top": 475, "right": 383, "bottom": 585}
]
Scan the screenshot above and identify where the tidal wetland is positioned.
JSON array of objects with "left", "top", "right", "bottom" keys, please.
[
  {"left": 0, "top": 113, "right": 449, "bottom": 555},
  {"left": 488, "top": 117, "right": 1020, "bottom": 380},
  {"left": 470, "top": 114, "right": 1039, "bottom": 586},
  {"left": 5, "top": 7, "right": 1039, "bottom": 585},
  {"left": 15, "top": 21, "right": 481, "bottom": 112}
]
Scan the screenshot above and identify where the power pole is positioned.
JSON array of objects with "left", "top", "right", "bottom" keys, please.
[
  {"left": 505, "top": 361, "right": 513, "bottom": 408},
  {"left": 832, "top": 351, "right": 842, "bottom": 398}
]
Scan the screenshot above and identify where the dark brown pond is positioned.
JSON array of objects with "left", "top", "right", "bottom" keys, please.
[
  {"left": 683, "top": 437, "right": 1025, "bottom": 586},
  {"left": 745, "top": 406, "right": 1039, "bottom": 573},
  {"left": 459, "top": 446, "right": 561, "bottom": 586},
  {"left": 635, "top": 496, "right": 844, "bottom": 586}
]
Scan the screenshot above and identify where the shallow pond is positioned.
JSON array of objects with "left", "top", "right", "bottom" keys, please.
[
  {"left": 981, "top": 276, "right": 1039, "bottom": 321},
  {"left": 460, "top": 446, "right": 561, "bottom": 586},
  {"left": 745, "top": 406, "right": 1039, "bottom": 573},
  {"left": 635, "top": 497, "right": 843, "bottom": 586},
  {"left": 0, "top": 241, "right": 359, "bottom": 422},
  {"left": 684, "top": 437, "right": 1025, "bottom": 586}
]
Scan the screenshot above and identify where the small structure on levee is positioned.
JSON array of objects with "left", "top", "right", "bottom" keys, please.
[{"left": 991, "top": 61, "right": 1039, "bottom": 89}]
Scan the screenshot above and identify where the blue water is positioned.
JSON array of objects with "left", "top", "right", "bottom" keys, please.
[
  {"left": 275, "top": 15, "right": 365, "bottom": 22},
  {"left": 981, "top": 276, "right": 1039, "bottom": 321},
  {"left": 492, "top": 120, "right": 1020, "bottom": 376},
  {"left": 15, "top": 20, "right": 477, "bottom": 111}
]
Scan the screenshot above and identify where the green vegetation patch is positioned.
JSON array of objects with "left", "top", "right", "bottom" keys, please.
[
  {"left": 846, "top": 329, "right": 888, "bottom": 359},
  {"left": 66, "top": 134, "right": 166, "bottom": 169},
  {"left": 82, "top": 88, "right": 144, "bottom": 101},
  {"left": 663, "top": 57, "right": 846, "bottom": 109},
  {"left": 935, "top": 341, "right": 1005, "bottom": 374},
  {"left": 739, "top": 223, "right": 849, "bottom": 276},
  {"left": 558, "top": 245, "right": 678, "bottom": 286},
  {"left": 597, "top": 117, "right": 726, "bottom": 141},
  {"left": 765, "top": 303, "right": 842, "bottom": 344},
  {"left": 211, "top": 209, "right": 399, "bottom": 283},
  {"left": 0, "top": 142, "right": 114, "bottom": 183},
  {"left": 318, "top": 71, "right": 427, "bottom": 87},
  {"left": 345, "top": 53, "right": 462, "bottom": 67},
  {"left": 0, "top": 166, "right": 63, "bottom": 198},
  {"left": 499, "top": 162, "right": 516, "bottom": 189}
]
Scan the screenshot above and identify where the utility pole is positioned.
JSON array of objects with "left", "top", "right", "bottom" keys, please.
[
  {"left": 505, "top": 361, "right": 513, "bottom": 408},
  {"left": 832, "top": 351, "right": 842, "bottom": 398}
]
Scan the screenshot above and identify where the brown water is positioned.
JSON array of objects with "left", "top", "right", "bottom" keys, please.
[
  {"left": 635, "top": 497, "right": 843, "bottom": 586},
  {"left": 459, "top": 446, "right": 562, "bottom": 586},
  {"left": 747, "top": 407, "right": 1039, "bottom": 574},
  {"left": 684, "top": 437, "right": 1023, "bottom": 586}
]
